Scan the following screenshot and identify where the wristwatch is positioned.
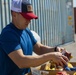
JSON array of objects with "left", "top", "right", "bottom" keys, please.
[{"left": 54, "top": 46, "right": 58, "bottom": 52}]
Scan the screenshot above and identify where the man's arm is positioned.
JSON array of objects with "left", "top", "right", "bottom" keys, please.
[
  {"left": 33, "top": 42, "right": 55, "bottom": 55},
  {"left": 8, "top": 49, "right": 53, "bottom": 68},
  {"left": 8, "top": 48, "right": 68, "bottom": 69}
]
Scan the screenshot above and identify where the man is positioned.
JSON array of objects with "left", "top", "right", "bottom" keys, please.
[{"left": 0, "top": 0, "right": 69, "bottom": 75}]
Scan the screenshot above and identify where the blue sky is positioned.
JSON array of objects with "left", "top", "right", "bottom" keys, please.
[{"left": 73, "top": 0, "right": 76, "bottom": 7}]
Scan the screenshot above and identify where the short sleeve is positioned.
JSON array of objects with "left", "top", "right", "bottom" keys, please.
[
  {"left": 25, "top": 28, "right": 37, "bottom": 46},
  {"left": 0, "top": 31, "right": 21, "bottom": 54}
]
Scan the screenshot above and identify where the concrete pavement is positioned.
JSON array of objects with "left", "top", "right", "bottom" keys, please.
[{"left": 62, "top": 34, "right": 76, "bottom": 62}]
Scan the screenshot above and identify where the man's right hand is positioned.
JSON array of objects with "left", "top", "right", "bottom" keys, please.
[{"left": 50, "top": 52, "right": 69, "bottom": 67}]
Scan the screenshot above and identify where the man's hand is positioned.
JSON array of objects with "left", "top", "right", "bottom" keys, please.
[
  {"left": 55, "top": 47, "right": 72, "bottom": 60},
  {"left": 51, "top": 52, "right": 69, "bottom": 67},
  {"left": 54, "top": 47, "right": 66, "bottom": 52}
]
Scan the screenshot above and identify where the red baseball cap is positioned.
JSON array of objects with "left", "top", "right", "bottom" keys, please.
[
  {"left": 20, "top": 12, "right": 38, "bottom": 20},
  {"left": 11, "top": 0, "right": 38, "bottom": 20}
]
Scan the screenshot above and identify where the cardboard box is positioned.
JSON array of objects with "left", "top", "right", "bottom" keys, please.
[{"left": 25, "top": 62, "right": 76, "bottom": 75}]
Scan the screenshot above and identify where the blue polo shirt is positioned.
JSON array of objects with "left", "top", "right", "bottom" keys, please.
[{"left": 0, "top": 23, "right": 37, "bottom": 75}]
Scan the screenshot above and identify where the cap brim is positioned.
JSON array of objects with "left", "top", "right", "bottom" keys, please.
[{"left": 20, "top": 12, "right": 38, "bottom": 20}]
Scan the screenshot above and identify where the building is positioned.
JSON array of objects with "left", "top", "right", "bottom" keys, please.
[{"left": 0, "top": 0, "right": 75, "bottom": 47}]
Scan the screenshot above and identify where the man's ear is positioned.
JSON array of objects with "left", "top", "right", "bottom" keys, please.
[{"left": 12, "top": 11, "right": 17, "bottom": 18}]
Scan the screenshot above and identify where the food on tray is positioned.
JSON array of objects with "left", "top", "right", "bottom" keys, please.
[
  {"left": 73, "top": 72, "right": 76, "bottom": 75},
  {"left": 44, "top": 60, "right": 76, "bottom": 71},
  {"left": 64, "top": 63, "right": 76, "bottom": 71},
  {"left": 56, "top": 71, "right": 69, "bottom": 75},
  {"left": 67, "top": 62, "right": 73, "bottom": 68}
]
